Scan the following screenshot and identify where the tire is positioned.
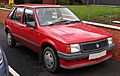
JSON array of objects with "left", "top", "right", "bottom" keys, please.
[
  {"left": 42, "top": 47, "right": 60, "bottom": 73},
  {"left": 6, "top": 31, "right": 16, "bottom": 48}
]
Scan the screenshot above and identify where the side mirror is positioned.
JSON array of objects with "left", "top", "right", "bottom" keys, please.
[{"left": 26, "top": 22, "right": 36, "bottom": 28}]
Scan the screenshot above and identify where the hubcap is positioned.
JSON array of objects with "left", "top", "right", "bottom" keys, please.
[
  {"left": 7, "top": 33, "right": 12, "bottom": 45},
  {"left": 44, "top": 51, "right": 54, "bottom": 69}
]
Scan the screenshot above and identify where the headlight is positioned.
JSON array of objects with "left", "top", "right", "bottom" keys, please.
[
  {"left": 0, "top": 48, "right": 3, "bottom": 64},
  {"left": 107, "top": 37, "right": 113, "bottom": 45},
  {"left": 70, "top": 44, "right": 81, "bottom": 53}
]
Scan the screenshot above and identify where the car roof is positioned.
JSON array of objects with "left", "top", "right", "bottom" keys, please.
[{"left": 15, "top": 4, "right": 65, "bottom": 8}]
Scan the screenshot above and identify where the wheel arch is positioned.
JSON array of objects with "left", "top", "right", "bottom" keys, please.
[
  {"left": 40, "top": 39, "right": 58, "bottom": 52},
  {"left": 41, "top": 42, "right": 57, "bottom": 51},
  {"left": 39, "top": 40, "right": 58, "bottom": 63},
  {"left": 5, "top": 27, "right": 10, "bottom": 34}
]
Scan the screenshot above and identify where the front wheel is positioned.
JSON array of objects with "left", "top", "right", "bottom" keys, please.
[
  {"left": 6, "top": 31, "right": 16, "bottom": 48},
  {"left": 42, "top": 47, "right": 60, "bottom": 73}
]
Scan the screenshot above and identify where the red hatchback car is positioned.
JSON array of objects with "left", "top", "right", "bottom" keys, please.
[{"left": 5, "top": 4, "right": 115, "bottom": 72}]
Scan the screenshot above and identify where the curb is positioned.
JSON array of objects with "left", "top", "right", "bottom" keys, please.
[
  {"left": 0, "top": 8, "right": 10, "bottom": 11},
  {"left": 83, "top": 21, "right": 120, "bottom": 30}
]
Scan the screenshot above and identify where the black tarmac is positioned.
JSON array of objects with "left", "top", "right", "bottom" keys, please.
[{"left": 0, "top": 23, "right": 120, "bottom": 76}]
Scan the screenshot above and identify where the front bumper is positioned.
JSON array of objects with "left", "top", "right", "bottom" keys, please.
[
  {"left": 57, "top": 44, "right": 115, "bottom": 60},
  {"left": 57, "top": 44, "right": 115, "bottom": 69}
]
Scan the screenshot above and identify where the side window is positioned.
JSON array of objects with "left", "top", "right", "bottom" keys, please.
[
  {"left": 12, "top": 7, "right": 24, "bottom": 22},
  {"left": 8, "top": 7, "right": 16, "bottom": 19},
  {"left": 23, "top": 8, "right": 35, "bottom": 27}
]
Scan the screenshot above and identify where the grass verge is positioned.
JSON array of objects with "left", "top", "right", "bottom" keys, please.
[{"left": 67, "top": 5, "right": 120, "bottom": 24}]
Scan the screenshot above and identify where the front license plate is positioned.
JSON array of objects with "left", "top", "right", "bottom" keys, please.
[{"left": 89, "top": 51, "right": 106, "bottom": 60}]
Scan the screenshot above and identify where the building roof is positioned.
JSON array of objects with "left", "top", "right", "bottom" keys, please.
[{"left": 15, "top": 4, "right": 65, "bottom": 8}]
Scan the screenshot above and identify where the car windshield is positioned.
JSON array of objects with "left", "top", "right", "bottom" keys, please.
[{"left": 36, "top": 7, "right": 80, "bottom": 26}]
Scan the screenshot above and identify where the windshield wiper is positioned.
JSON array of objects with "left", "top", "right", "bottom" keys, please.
[
  {"left": 48, "top": 22, "right": 60, "bottom": 26},
  {"left": 48, "top": 20, "right": 81, "bottom": 26},
  {"left": 65, "top": 20, "right": 81, "bottom": 24},
  {"left": 48, "top": 20, "right": 69, "bottom": 26}
]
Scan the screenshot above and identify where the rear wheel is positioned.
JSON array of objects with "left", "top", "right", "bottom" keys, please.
[
  {"left": 6, "top": 31, "right": 16, "bottom": 48},
  {"left": 42, "top": 47, "right": 60, "bottom": 73}
]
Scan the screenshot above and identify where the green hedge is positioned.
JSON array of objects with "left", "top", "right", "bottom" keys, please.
[{"left": 0, "top": 3, "right": 14, "bottom": 9}]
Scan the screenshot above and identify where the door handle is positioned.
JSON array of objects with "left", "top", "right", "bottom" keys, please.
[{"left": 10, "top": 22, "right": 13, "bottom": 25}]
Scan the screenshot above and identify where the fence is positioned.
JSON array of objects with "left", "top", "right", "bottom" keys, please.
[{"left": 82, "top": 0, "right": 119, "bottom": 24}]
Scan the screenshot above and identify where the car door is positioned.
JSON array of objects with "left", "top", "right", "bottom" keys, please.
[
  {"left": 7, "top": 7, "right": 24, "bottom": 42},
  {"left": 20, "top": 8, "right": 38, "bottom": 51}
]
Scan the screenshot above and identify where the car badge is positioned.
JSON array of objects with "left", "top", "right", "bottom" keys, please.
[{"left": 96, "top": 44, "right": 100, "bottom": 48}]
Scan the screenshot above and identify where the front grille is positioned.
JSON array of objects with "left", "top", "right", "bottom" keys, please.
[{"left": 80, "top": 39, "right": 108, "bottom": 53}]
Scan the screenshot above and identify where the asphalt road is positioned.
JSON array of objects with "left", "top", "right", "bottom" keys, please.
[{"left": 1, "top": 23, "right": 120, "bottom": 76}]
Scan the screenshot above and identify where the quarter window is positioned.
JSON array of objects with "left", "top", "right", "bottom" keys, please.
[
  {"left": 8, "top": 7, "right": 16, "bottom": 19},
  {"left": 12, "top": 7, "right": 24, "bottom": 22}
]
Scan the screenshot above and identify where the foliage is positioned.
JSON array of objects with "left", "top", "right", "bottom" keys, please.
[{"left": 0, "top": 3, "right": 14, "bottom": 9}]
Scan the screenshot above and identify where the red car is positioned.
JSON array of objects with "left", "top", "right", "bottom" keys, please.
[{"left": 5, "top": 4, "right": 115, "bottom": 72}]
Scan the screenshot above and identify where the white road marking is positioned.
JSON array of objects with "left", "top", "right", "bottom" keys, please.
[{"left": 9, "top": 65, "right": 20, "bottom": 76}]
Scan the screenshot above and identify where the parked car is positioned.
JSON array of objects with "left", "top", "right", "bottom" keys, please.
[
  {"left": 5, "top": 4, "right": 115, "bottom": 72},
  {"left": 0, "top": 46, "right": 9, "bottom": 76}
]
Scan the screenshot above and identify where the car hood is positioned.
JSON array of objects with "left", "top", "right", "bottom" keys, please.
[{"left": 48, "top": 22, "right": 111, "bottom": 44}]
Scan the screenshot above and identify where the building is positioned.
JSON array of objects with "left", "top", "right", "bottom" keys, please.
[
  {"left": 0, "top": 0, "right": 60, "bottom": 4},
  {"left": 1, "top": 0, "right": 120, "bottom": 5},
  {"left": 82, "top": 0, "right": 120, "bottom": 5},
  {"left": 0, "top": 0, "right": 55, "bottom": 4},
  {"left": 0, "top": 0, "right": 8, "bottom": 4},
  {"left": 0, "top": 0, "right": 83, "bottom": 4}
]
